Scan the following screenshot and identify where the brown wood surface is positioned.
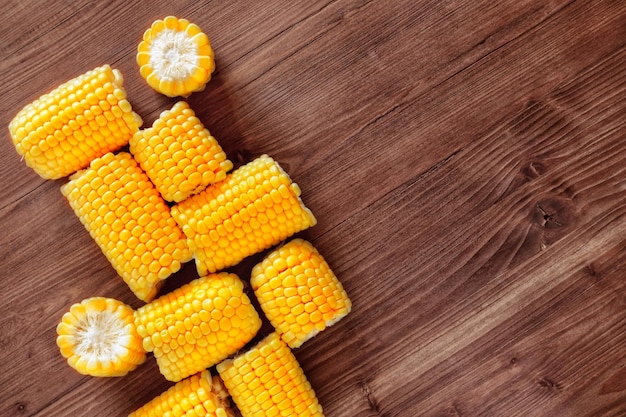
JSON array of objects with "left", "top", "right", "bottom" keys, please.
[{"left": 1, "top": 1, "right": 625, "bottom": 416}]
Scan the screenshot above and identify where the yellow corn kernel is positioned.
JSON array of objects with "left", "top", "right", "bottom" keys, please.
[
  {"left": 60, "top": 152, "right": 192, "bottom": 302},
  {"left": 171, "top": 154, "right": 317, "bottom": 276},
  {"left": 137, "top": 16, "right": 215, "bottom": 97},
  {"left": 134, "top": 273, "right": 262, "bottom": 382},
  {"left": 9, "top": 65, "right": 142, "bottom": 179},
  {"left": 130, "top": 101, "right": 232, "bottom": 202},
  {"left": 129, "top": 370, "right": 235, "bottom": 417},
  {"left": 56, "top": 297, "right": 146, "bottom": 377},
  {"left": 217, "top": 332, "right": 324, "bottom": 417},
  {"left": 251, "top": 239, "right": 351, "bottom": 348}
]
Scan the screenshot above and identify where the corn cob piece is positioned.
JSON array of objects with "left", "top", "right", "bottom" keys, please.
[
  {"left": 9, "top": 65, "right": 142, "bottom": 180},
  {"left": 217, "top": 332, "right": 324, "bottom": 417},
  {"left": 134, "top": 273, "right": 262, "bottom": 382},
  {"left": 171, "top": 154, "right": 317, "bottom": 276},
  {"left": 61, "top": 152, "right": 192, "bottom": 302},
  {"left": 130, "top": 101, "right": 233, "bottom": 202},
  {"left": 251, "top": 239, "right": 351, "bottom": 348},
  {"left": 137, "top": 16, "right": 215, "bottom": 97},
  {"left": 56, "top": 297, "right": 146, "bottom": 377},
  {"left": 129, "top": 370, "right": 235, "bottom": 417}
]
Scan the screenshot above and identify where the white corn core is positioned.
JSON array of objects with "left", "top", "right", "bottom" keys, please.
[
  {"left": 75, "top": 310, "right": 126, "bottom": 360},
  {"left": 149, "top": 29, "right": 199, "bottom": 81}
]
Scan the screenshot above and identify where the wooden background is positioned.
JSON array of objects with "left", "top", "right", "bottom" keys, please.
[{"left": 1, "top": 0, "right": 625, "bottom": 416}]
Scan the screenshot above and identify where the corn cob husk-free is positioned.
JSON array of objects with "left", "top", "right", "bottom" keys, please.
[
  {"left": 217, "top": 332, "right": 325, "bottom": 417},
  {"left": 137, "top": 16, "right": 215, "bottom": 97},
  {"left": 61, "top": 152, "right": 192, "bottom": 302},
  {"left": 251, "top": 238, "right": 351, "bottom": 348},
  {"left": 134, "top": 273, "right": 262, "bottom": 382},
  {"left": 129, "top": 370, "right": 234, "bottom": 417},
  {"left": 171, "top": 154, "right": 317, "bottom": 276},
  {"left": 130, "top": 101, "right": 232, "bottom": 202},
  {"left": 9, "top": 65, "right": 142, "bottom": 179},
  {"left": 56, "top": 297, "right": 146, "bottom": 377}
]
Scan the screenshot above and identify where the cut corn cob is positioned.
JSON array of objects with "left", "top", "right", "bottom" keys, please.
[
  {"left": 61, "top": 152, "right": 192, "bottom": 302},
  {"left": 129, "top": 370, "right": 235, "bottom": 417},
  {"left": 130, "top": 101, "right": 233, "bottom": 202},
  {"left": 56, "top": 297, "right": 146, "bottom": 377},
  {"left": 251, "top": 238, "right": 351, "bottom": 348},
  {"left": 9, "top": 65, "right": 142, "bottom": 179},
  {"left": 134, "top": 273, "right": 262, "bottom": 382},
  {"left": 171, "top": 154, "right": 317, "bottom": 276},
  {"left": 137, "top": 16, "right": 215, "bottom": 97},
  {"left": 217, "top": 332, "right": 324, "bottom": 417}
]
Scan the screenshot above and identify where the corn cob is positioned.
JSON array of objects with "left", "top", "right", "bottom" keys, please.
[
  {"left": 56, "top": 297, "right": 146, "bottom": 377},
  {"left": 9, "top": 65, "right": 142, "bottom": 180},
  {"left": 251, "top": 239, "right": 351, "bottom": 348},
  {"left": 61, "top": 152, "right": 192, "bottom": 302},
  {"left": 217, "top": 332, "right": 324, "bottom": 417},
  {"left": 171, "top": 154, "right": 317, "bottom": 276},
  {"left": 130, "top": 101, "right": 232, "bottom": 202},
  {"left": 134, "top": 273, "right": 262, "bottom": 382},
  {"left": 129, "top": 370, "right": 235, "bottom": 417},
  {"left": 137, "top": 16, "right": 215, "bottom": 97}
]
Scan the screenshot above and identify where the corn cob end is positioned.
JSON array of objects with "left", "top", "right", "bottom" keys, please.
[
  {"left": 137, "top": 16, "right": 215, "bottom": 97},
  {"left": 56, "top": 297, "right": 146, "bottom": 377}
]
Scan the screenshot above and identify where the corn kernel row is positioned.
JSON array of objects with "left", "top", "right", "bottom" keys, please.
[
  {"left": 61, "top": 152, "right": 192, "bottom": 302},
  {"left": 134, "top": 273, "right": 262, "bottom": 382},
  {"left": 251, "top": 238, "right": 352, "bottom": 348},
  {"left": 130, "top": 101, "right": 232, "bottom": 202},
  {"left": 9, "top": 65, "right": 142, "bottom": 179},
  {"left": 172, "top": 154, "right": 317, "bottom": 276},
  {"left": 129, "top": 370, "right": 234, "bottom": 417},
  {"left": 217, "top": 332, "right": 324, "bottom": 417}
]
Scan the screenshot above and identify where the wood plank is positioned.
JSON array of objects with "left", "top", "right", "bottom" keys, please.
[
  {"left": 293, "top": 46, "right": 626, "bottom": 416},
  {"left": 0, "top": 0, "right": 624, "bottom": 416}
]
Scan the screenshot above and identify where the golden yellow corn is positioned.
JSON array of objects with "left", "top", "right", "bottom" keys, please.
[
  {"left": 9, "top": 65, "right": 142, "bottom": 179},
  {"left": 171, "top": 154, "right": 317, "bottom": 276},
  {"left": 251, "top": 239, "right": 351, "bottom": 348},
  {"left": 56, "top": 297, "right": 146, "bottom": 377},
  {"left": 130, "top": 101, "right": 232, "bottom": 202},
  {"left": 134, "top": 273, "right": 262, "bottom": 382},
  {"left": 61, "top": 152, "right": 192, "bottom": 302},
  {"left": 217, "top": 332, "right": 324, "bottom": 417},
  {"left": 137, "top": 16, "right": 215, "bottom": 97},
  {"left": 129, "top": 370, "right": 235, "bottom": 417}
]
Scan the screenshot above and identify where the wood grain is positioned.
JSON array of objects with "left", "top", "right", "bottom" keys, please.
[{"left": 0, "top": 0, "right": 624, "bottom": 416}]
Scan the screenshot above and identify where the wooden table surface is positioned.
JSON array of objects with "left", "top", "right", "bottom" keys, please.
[{"left": 1, "top": 1, "right": 625, "bottom": 416}]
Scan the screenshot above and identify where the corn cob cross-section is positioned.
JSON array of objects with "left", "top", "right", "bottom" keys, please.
[
  {"left": 251, "top": 238, "right": 351, "bottom": 348},
  {"left": 129, "top": 370, "right": 235, "bottom": 417},
  {"left": 130, "top": 101, "right": 232, "bottom": 202},
  {"left": 56, "top": 297, "right": 146, "bottom": 377},
  {"left": 171, "top": 154, "right": 317, "bottom": 276},
  {"left": 9, "top": 65, "right": 142, "bottom": 179},
  {"left": 61, "top": 152, "right": 192, "bottom": 302},
  {"left": 134, "top": 273, "right": 262, "bottom": 382},
  {"left": 217, "top": 332, "right": 325, "bottom": 417},
  {"left": 137, "top": 16, "right": 215, "bottom": 97}
]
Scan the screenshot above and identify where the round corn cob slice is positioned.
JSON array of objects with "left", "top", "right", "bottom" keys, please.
[
  {"left": 9, "top": 65, "right": 142, "bottom": 179},
  {"left": 134, "top": 273, "right": 262, "bottom": 382},
  {"left": 251, "top": 238, "right": 351, "bottom": 348},
  {"left": 56, "top": 297, "right": 146, "bottom": 377},
  {"left": 217, "top": 332, "right": 325, "bottom": 417},
  {"left": 171, "top": 154, "right": 317, "bottom": 276},
  {"left": 129, "top": 370, "right": 235, "bottom": 417},
  {"left": 130, "top": 101, "right": 233, "bottom": 202},
  {"left": 137, "top": 16, "right": 215, "bottom": 97},
  {"left": 61, "top": 152, "right": 192, "bottom": 302}
]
